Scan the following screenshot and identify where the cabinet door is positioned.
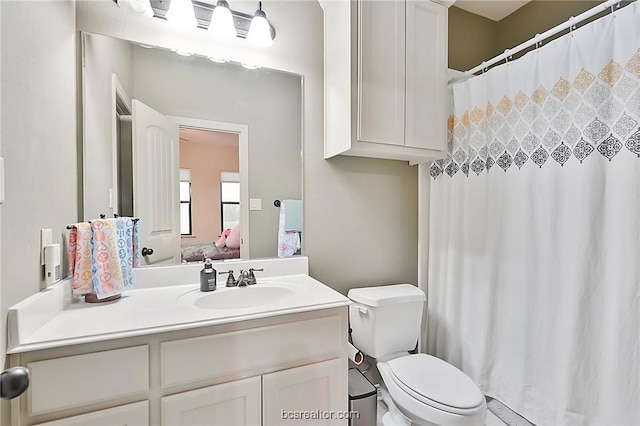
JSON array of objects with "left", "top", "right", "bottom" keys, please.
[
  {"left": 405, "top": 0, "right": 447, "bottom": 150},
  {"left": 263, "top": 359, "right": 346, "bottom": 426},
  {"left": 34, "top": 401, "right": 149, "bottom": 425},
  {"left": 161, "top": 377, "right": 261, "bottom": 426},
  {"left": 357, "top": 0, "right": 405, "bottom": 146}
]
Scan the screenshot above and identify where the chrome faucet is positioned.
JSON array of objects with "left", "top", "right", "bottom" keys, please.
[
  {"left": 247, "top": 268, "right": 263, "bottom": 285},
  {"left": 219, "top": 270, "right": 237, "bottom": 287}
]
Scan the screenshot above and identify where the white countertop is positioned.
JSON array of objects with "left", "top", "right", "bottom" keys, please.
[{"left": 8, "top": 269, "right": 351, "bottom": 354}]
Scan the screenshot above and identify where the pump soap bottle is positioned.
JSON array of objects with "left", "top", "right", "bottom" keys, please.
[{"left": 200, "top": 258, "right": 217, "bottom": 292}]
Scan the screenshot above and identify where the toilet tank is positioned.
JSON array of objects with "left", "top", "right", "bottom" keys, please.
[{"left": 348, "top": 284, "right": 426, "bottom": 358}]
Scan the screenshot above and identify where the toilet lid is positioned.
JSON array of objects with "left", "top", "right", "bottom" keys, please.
[{"left": 387, "top": 354, "right": 484, "bottom": 410}]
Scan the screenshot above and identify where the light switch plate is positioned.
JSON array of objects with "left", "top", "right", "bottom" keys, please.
[
  {"left": 249, "top": 198, "right": 262, "bottom": 211},
  {"left": 40, "top": 229, "right": 53, "bottom": 266}
]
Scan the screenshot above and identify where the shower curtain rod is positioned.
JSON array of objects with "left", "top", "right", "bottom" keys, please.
[{"left": 448, "top": 0, "right": 631, "bottom": 85}]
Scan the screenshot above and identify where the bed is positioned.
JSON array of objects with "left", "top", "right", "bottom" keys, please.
[{"left": 180, "top": 241, "right": 240, "bottom": 263}]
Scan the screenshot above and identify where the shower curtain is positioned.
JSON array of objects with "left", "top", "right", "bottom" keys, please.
[{"left": 426, "top": 3, "right": 640, "bottom": 425}]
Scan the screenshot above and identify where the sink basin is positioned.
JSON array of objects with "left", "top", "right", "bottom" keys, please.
[{"left": 192, "top": 285, "right": 296, "bottom": 310}]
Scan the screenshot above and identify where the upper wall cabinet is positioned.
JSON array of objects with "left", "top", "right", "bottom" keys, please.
[{"left": 324, "top": 0, "right": 454, "bottom": 163}]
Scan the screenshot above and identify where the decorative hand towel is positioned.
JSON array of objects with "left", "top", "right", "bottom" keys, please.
[
  {"left": 68, "top": 222, "right": 94, "bottom": 295},
  {"left": 281, "top": 199, "right": 302, "bottom": 232},
  {"left": 90, "top": 218, "right": 139, "bottom": 299},
  {"left": 277, "top": 203, "right": 301, "bottom": 257},
  {"left": 67, "top": 217, "right": 140, "bottom": 300}
]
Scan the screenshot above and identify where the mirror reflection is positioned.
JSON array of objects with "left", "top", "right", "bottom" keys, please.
[{"left": 81, "top": 32, "right": 303, "bottom": 265}]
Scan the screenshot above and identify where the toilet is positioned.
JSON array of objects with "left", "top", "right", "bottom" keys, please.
[{"left": 348, "top": 284, "right": 486, "bottom": 426}]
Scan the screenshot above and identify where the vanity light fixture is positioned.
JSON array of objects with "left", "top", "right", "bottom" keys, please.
[
  {"left": 117, "top": 0, "right": 276, "bottom": 46},
  {"left": 165, "top": 0, "right": 198, "bottom": 29},
  {"left": 209, "top": 0, "right": 237, "bottom": 39},
  {"left": 246, "top": 1, "right": 274, "bottom": 47}
]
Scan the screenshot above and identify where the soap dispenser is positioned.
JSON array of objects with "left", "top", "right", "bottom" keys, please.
[{"left": 200, "top": 258, "right": 217, "bottom": 292}]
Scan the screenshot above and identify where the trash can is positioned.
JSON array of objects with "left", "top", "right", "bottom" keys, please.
[{"left": 348, "top": 368, "right": 377, "bottom": 426}]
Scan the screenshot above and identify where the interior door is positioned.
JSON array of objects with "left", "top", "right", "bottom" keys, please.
[{"left": 132, "top": 99, "right": 180, "bottom": 265}]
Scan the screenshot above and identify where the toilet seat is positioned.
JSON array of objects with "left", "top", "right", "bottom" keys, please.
[
  {"left": 386, "top": 354, "right": 485, "bottom": 415},
  {"left": 377, "top": 354, "right": 486, "bottom": 426}
]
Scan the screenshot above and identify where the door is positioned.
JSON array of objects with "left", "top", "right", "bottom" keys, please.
[
  {"left": 132, "top": 100, "right": 180, "bottom": 265},
  {"left": 161, "top": 377, "right": 261, "bottom": 425},
  {"left": 357, "top": 0, "right": 405, "bottom": 146},
  {"left": 263, "top": 359, "right": 346, "bottom": 426},
  {"left": 405, "top": 0, "right": 447, "bottom": 150}
]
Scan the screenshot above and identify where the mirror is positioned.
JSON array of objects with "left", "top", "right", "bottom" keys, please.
[{"left": 81, "top": 32, "right": 303, "bottom": 265}]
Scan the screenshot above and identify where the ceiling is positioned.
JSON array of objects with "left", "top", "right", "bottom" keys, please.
[
  {"left": 455, "top": 0, "right": 533, "bottom": 21},
  {"left": 180, "top": 128, "right": 239, "bottom": 148}
]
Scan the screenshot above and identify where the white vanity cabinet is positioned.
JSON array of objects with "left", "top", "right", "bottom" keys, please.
[
  {"left": 324, "top": 0, "right": 453, "bottom": 162},
  {"left": 11, "top": 308, "right": 349, "bottom": 426}
]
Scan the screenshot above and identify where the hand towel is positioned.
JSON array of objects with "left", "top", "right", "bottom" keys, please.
[
  {"left": 277, "top": 204, "right": 301, "bottom": 257},
  {"left": 91, "top": 218, "right": 139, "bottom": 299},
  {"left": 281, "top": 199, "right": 302, "bottom": 232},
  {"left": 68, "top": 222, "right": 94, "bottom": 295},
  {"left": 67, "top": 218, "right": 139, "bottom": 299}
]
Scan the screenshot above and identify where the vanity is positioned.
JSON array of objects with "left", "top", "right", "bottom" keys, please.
[{"left": 7, "top": 257, "right": 351, "bottom": 425}]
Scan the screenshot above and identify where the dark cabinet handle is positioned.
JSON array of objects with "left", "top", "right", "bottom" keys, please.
[
  {"left": 1, "top": 367, "right": 29, "bottom": 400},
  {"left": 141, "top": 247, "right": 154, "bottom": 256}
]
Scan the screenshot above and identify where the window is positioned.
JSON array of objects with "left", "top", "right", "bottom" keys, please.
[
  {"left": 180, "top": 169, "right": 192, "bottom": 235},
  {"left": 220, "top": 172, "right": 240, "bottom": 232}
]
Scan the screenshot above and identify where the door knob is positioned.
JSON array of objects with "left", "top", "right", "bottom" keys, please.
[
  {"left": 141, "top": 247, "right": 154, "bottom": 256},
  {"left": 0, "top": 367, "right": 29, "bottom": 400}
]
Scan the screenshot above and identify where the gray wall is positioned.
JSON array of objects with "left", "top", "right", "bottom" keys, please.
[
  {"left": 0, "top": 0, "right": 77, "bottom": 412},
  {"left": 83, "top": 34, "right": 134, "bottom": 219},
  {"left": 131, "top": 45, "right": 302, "bottom": 258},
  {"left": 448, "top": 6, "right": 498, "bottom": 72},
  {"left": 76, "top": 0, "right": 419, "bottom": 295},
  {"left": 449, "top": 1, "right": 604, "bottom": 72}
]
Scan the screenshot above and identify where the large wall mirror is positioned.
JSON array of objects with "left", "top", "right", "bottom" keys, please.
[{"left": 81, "top": 32, "right": 303, "bottom": 266}]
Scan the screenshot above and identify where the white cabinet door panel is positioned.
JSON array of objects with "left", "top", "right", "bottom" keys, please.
[
  {"left": 161, "top": 377, "right": 261, "bottom": 426},
  {"left": 358, "top": 0, "right": 405, "bottom": 146},
  {"left": 405, "top": 0, "right": 447, "bottom": 150},
  {"left": 263, "top": 359, "right": 346, "bottom": 426},
  {"left": 34, "top": 401, "right": 149, "bottom": 426}
]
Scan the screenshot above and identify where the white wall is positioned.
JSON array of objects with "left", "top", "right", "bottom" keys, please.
[{"left": 0, "top": 1, "right": 77, "bottom": 420}]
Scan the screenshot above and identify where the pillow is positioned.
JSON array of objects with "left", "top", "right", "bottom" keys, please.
[
  {"left": 226, "top": 226, "right": 241, "bottom": 249},
  {"left": 214, "top": 234, "right": 227, "bottom": 248}
]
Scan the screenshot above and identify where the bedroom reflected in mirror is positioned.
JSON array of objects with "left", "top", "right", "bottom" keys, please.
[
  {"left": 80, "top": 31, "right": 303, "bottom": 266},
  {"left": 178, "top": 128, "right": 242, "bottom": 263}
]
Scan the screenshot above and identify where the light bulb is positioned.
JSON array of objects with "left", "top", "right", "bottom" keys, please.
[
  {"left": 209, "top": 0, "right": 237, "bottom": 39},
  {"left": 247, "top": 2, "right": 273, "bottom": 47},
  {"left": 117, "top": 0, "right": 154, "bottom": 18},
  {"left": 166, "top": 0, "right": 198, "bottom": 29}
]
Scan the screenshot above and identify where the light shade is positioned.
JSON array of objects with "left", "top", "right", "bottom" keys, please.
[
  {"left": 166, "top": 0, "right": 198, "bottom": 29},
  {"left": 117, "top": 0, "right": 153, "bottom": 18},
  {"left": 209, "top": 0, "right": 237, "bottom": 39},
  {"left": 246, "top": 2, "right": 273, "bottom": 47}
]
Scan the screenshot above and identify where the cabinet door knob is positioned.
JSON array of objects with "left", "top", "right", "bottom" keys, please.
[
  {"left": 0, "top": 367, "right": 29, "bottom": 400},
  {"left": 141, "top": 247, "right": 154, "bottom": 256}
]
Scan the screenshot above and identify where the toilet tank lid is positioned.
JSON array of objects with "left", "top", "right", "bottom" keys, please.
[{"left": 348, "top": 284, "right": 426, "bottom": 306}]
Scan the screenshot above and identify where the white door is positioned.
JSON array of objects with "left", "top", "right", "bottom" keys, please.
[
  {"left": 405, "top": 0, "right": 447, "bottom": 150},
  {"left": 161, "top": 377, "right": 261, "bottom": 425},
  {"left": 263, "top": 359, "right": 346, "bottom": 426},
  {"left": 132, "top": 100, "right": 180, "bottom": 265}
]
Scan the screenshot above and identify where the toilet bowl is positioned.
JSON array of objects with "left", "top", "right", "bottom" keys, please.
[{"left": 347, "top": 284, "right": 486, "bottom": 426}]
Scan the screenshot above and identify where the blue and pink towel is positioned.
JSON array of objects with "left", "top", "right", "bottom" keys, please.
[{"left": 68, "top": 217, "right": 140, "bottom": 299}]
